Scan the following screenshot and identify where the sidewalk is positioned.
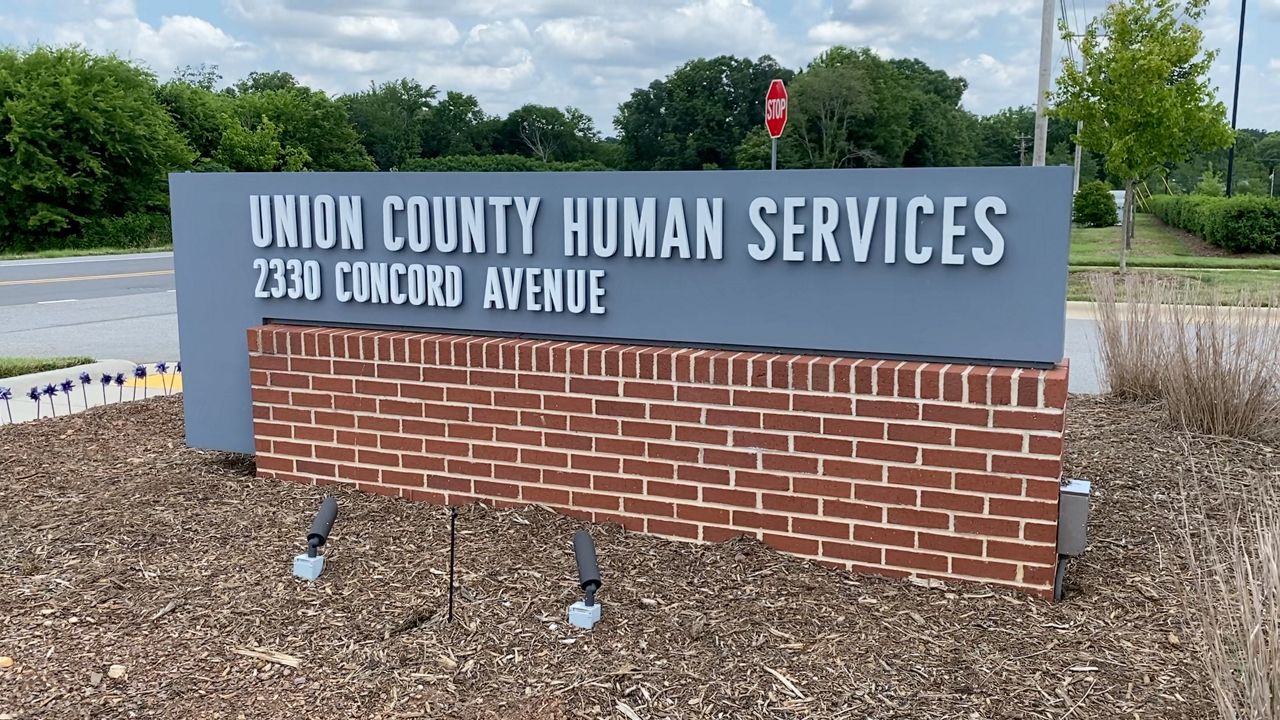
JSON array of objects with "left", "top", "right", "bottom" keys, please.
[{"left": 0, "top": 360, "right": 182, "bottom": 425}]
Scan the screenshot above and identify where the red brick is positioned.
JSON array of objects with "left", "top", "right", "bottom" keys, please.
[
  {"left": 678, "top": 386, "right": 731, "bottom": 405},
  {"left": 596, "top": 399, "right": 647, "bottom": 418},
  {"left": 993, "top": 410, "right": 1063, "bottom": 431},
  {"left": 763, "top": 534, "right": 820, "bottom": 556},
  {"left": 954, "top": 472, "right": 1022, "bottom": 495},
  {"left": 703, "top": 487, "right": 756, "bottom": 507},
  {"left": 1025, "top": 479, "right": 1060, "bottom": 500},
  {"left": 853, "top": 363, "right": 875, "bottom": 394},
  {"left": 1028, "top": 434, "right": 1063, "bottom": 455},
  {"left": 647, "top": 518, "right": 699, "bottom": 539},
  {"left": 622, "top": 458, "right": 675, "bottom": 478},
  {"left": 1016, "top": 372, "right": 1039, "bottom": 407},
  {"left": 678, "top": 465, "right": 731, "bottom": 485},
  {"left": 493, "top": 391, "right": 540, "bottom": 409},
  {"left": 988, "top": 540, "right": 1057, "bottom": 564},
  {"left": 921, "top": 490, "right": 985, "bottom": 514},
  {"left": 825, "top": 459, "right": 881, "bottom": 481},
  {"left": 621, "top": 420, "right": 672, "bottom": 440},
  {"left": 966, "top": 367, "right": 991, "bottom": 405},
  {"left": 853, "top": 524, "right": 914, "bottom": 547},
  {"left": 570, "top": 416, "right": 618, "bottom": 435},
  {"left": 923, "top": 448, "right": 987, "bottom": 471},
  {"left": 922, "top": 403, "right": 989, "bottom": 426},
  {"left": 703, "top": 449, "right": 758, "bottom": 468},
  {"left": 763, "top": 453, "right": 819, "bottom": 474},
  {"left": 335, "top": 395, "right": 377, "bottom": 413},
  {"left": 544, "top": 431, "right": 593, "bottom": 451},
  {"left": 706, "top": 408, "right": 762, "bottom": 429},
  {"left": 1024, "top": 522, "right": 1056, "bottom": 542},
  {"left": 522, "top": 448, "right": 569, "bottom": 468},
  {"left": 624, "top": 497, "right": 675, "bottom": 517},
  {"left": 382, "top": 468, "right": 426, "bottom": 487},
  {"left": 447, "top": 459, "right": 493, "bottom": 477},
  {"left": 857, "top": 441, "right": 918, "bottom": 464},
  {"left": 918, "top": 532, "right": 983, "bottom": 556},
  {"left": 357, "top": 415, "right": 400, "bottom": 433},
  {"left": 887, "top": 423, "right": 951, "bottom": 445},
  {"left": 473, "top": 479, "right": 519, "bottom": 498},
  {"left": 338, "top": 464, "right": 380, "bottom": 483},
  {"left": 473, "top": 444, "right": 519, "bottom": 463},
  {"left": 954, "top": 515, "right": 1020, "bottom": 538},
  {"left": 762, "top": 413, "right": 821, "bottom": 433},
  {"left": 876, "top": 362, "right": 901, "bottom": 394},
  {"left": 733, "top": 510, "right": 788, "bottom": 532},
  {"left": 651, "top": 481, "right": 699, "bottom": 501},
  {"left": 273, "top": 440, "right": 313, "bottom": 457},
  {"left": 522, "top": 485, "right": 571, "bottom": 506},
  {"left": 594, "top": 437, "right": 645, "bottom": 457},
  {"left": 990, "top": 367, "right": 1016, "bottom": 405},
  {"left": 623, "top": 382, "right": 674, "bottom": 400},
  {"left": 295, "top": 459, "right": 336, "bottom": 477},
  {"left": 823, "top": 541, "right": 880, "bottom": 564},
  {"left": 380, "top": 435, "right": 423, "bottom": 452},
  {"left": 918, "top": 365, "right": 943, "bottom": 400},
  {"left": 822, "top": 418, "right": 884, "bottom": 439},
  {"left": 520, "top": 411, "right": 567, "bottom": 430},
  {"left": 886, "top": 466, "right": 951, "bottom": 489},
  {"left": 991, "top": 454, "right": 1062, "bottom": 479},
  {"left": 401, "top": 384, "right": 445, "bottom": 401},
  {"left": 793, "top": 517, "right": 850, "bottom": 539},
  {"left": 857, "top": 399, "right": 920, "bottom": 420},
  {"left": 792, "top": 394, "right": 852, "bottom": 414},
  {"left": 542, "top": 469, "right": 592, "bottom": 488},
  {"left": 291, "top": 391, "right": 333, "bottom": 409},
  {"left": 854, "top": 483, "right": 918, "bottom": 506},
  {"left": 886, "top": 549, "right": 948, "bottom": 572},
  {"left": 651, "top": 404, "right": 703, "bottom": 423},
  {"left": 448, "top": 424, "right": 494, "bottom": 441},
  {"left": 1044, "top": 371, "right": 1068, "bottom": 409},
  {"left": 572, "top": 491, "right": 620, "bottom": 510},
  {"left": 826, "top": 500, "right": 883, "bottom": 522},
  {"left": 732, "top": 431, "right": 790, "bottom": 451},
  {"left": 887, "top": 507, "right": 950, "bottom": 529},
  {"left": 762, "top": 493, "right": 818, "bottom": 514},
  {"left": 732, "top": 389, "right": 789, "bottom": 409},
  {"left": 735, "top": 471, "right": 790, "bottom": 491},
  {"left": 315, "top": 445, "right": 356, "bottom": 462},
  {"left": 676, "top": 504, "right": 730, "bottom": 524},
  {"left": 792, "top": 476, "right": 851, "bottom": 498},
  {"left": 794, "top": 435, "right": 854, "bottom": 457},
  {"left": 952, "top": 557, "right": 1018, "bottom": 581},
  {"left": 990, "top": 497, "right": 1057, "bottom": 521},
  {"left": 255, "top": 421, "right": 292, "bottom": 438},
  {"left": 543, "top": 395, "right": 593, "bottom": 414}
]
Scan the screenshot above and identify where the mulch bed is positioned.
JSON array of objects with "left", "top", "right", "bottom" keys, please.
[{"left": 1, "top": 395, "right": 1276, "bottom": 719}]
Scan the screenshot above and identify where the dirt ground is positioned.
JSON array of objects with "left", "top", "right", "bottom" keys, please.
[{"left": 1, "top": 395, "right": 1275, "bottom": 719}]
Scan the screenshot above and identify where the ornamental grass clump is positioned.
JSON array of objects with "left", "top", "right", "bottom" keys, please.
[{"left": 1091, "top": 273, "right": 1280, "bottom": 442}]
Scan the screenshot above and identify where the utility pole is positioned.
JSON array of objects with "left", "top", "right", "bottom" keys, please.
[
  {"left": 1016, "top": 134, "right": 1032, "bottom": 166},
  {"left": 1032, "top": 0, "right": 1055, "bottom": 166},
  {"left": 1224, "top": 0, "right": 1246, "bottom": 197}
]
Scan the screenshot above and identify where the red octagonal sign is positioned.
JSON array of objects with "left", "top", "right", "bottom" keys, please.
[{"left": 764, "top": 79, "right": 788, "bottom": 139}]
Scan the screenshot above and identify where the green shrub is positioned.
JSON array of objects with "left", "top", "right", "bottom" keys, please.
[
  {"left": 400, "top": 154, "right": 610, "bottom": 172},
  {"left": 1073, "top": 181, "right": 1119, "bottom": 227},
  {"left": 1147, "top": 194, "right": 1280, "bottom": 253},
  {"left": 70, "top": 212, "right": 172, "bottom": 250}
]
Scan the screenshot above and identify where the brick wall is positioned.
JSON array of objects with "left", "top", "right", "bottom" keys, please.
[{"left": 248, "top": 324, "right": 1069, "bottom": 597}]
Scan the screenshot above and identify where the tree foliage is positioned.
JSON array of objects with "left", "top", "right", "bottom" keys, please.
[
  {"left": 0, "top": 46, "right": 192, "bottom": 251},
  {"left": 341, "top": 79, "right": 436, "bottom": 170},
  {"left": 1053, "top": 0, "right": 1233, "bottom": 265}
]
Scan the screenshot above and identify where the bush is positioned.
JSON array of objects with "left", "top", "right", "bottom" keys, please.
[
  {"left": 400, "top": 155, "right": 610, "bottom": 172},
  {"left": 69, "top": 212, "right": 172, "bottom": 250},
  {"left": 1147, "top": 194, "right": 1280, "bottom": 253},
  {"left": 1073, "top": 181, "right": 1118, "bottom": 227}
]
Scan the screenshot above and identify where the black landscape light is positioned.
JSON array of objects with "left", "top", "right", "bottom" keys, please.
[
  {"left": 293, "top": 496, "right": 338, "bottom": 580},
  {"left": 567, "top": 530, "right": 603, "bottom": 629}
]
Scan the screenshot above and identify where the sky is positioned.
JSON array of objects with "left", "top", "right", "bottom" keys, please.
[{"left": 0, "top": 0, "right": 1276, "bottom": 134}]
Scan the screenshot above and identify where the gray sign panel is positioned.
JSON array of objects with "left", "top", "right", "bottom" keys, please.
[{"left": 171, "top": 167, "right": 1071, "bottom": 453}]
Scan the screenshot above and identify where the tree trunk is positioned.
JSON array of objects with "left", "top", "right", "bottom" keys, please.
[{"left": 1120, "top": 180, "right": 1135, "bottom": 273}]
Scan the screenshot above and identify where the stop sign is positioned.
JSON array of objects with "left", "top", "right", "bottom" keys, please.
[{"left": 764, "top": 79, "right": 788, "bottom": 139}]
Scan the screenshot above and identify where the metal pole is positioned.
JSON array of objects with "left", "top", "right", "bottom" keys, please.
[
  {"left": 771, "top": 137, "right": 777, "bottom": 171},
  {"left": 447, "top": 506, "right": 457, "bottom": 623},
  {"left": 1224, "top": 0, "right": 1246, "bottom": 198},
  {"left": 1032, "top": 0, "right": 1055, "bottom": 166},
  {"left": 1072, "top": 121, "right": 1084, "bottom": 192}
]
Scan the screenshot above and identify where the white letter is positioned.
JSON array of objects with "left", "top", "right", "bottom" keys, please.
[
  {"left": 883, "top": 197, "right": 898, "bottom": 264},
  {"left": 564, "top": 198, "right": 588, "bottom": 257},
  {"left": 747, "top": 197, "right": 777, "bottom": 261},
  {"left": 483, "top": 266, "right": 504, "bottom": 309},
  {"left": 515, "top": 197, "right": 540, "bottom": 255},
  {"left": 339, "top": 196, "right": 363, "bottom": 250},
  {"left": 489, "top": 196, "right": 512, "bottom": 254},
  {"left": 593, "top": 197, "right": 618, "bottom": 258},
  {"left": 334, "top": 261, "right": 352, "bottom": 302},
  {"left": 297, "top": 195, "right": 312, "bottom": 248},
  {"left": 273, "top": 195, "right": 297, "bottom": 248},
  {"left": 589, "top": 270, "right": 606, "bottom": 315},
  {"left": 812, "top": 197, "right": 841, "bottom": 262},
  {"left": 407, "top": 196, "right": 430, "bottom": 252},
  {"left": 250, "top": 195, "right": 271, "bottom": 248},
  {"left": 905, "top": 196, "right": 934, "bottom": 264},
  {"left": 444, "top": 265, "right": 462, "bottom": 307},
  {"left": 845, "top": 197, "right": 879, "bottom": 263},
  {"left": 973, "top": 196, "right": 1007, "bottom": 266},
  {"left": 525, "top": 268, "right": 543, "bottom": 311},
  {"left": 461, "top": 196, "right": 485, "bottom": 253},
  {"left": 389, "top": 263, "right": 408, "bottom": 304},
  {"left": 782, "top": 197, "right": 805, "bottom": 262},
  {"left": 941, "top": 196, "right": 967, "bottom": 265},
  {"left": 383, "top": 195, "right": 404, "bottom": 251},
  {"left": 313, "top": 195, "right": 336, "bottom": 249},
  {"left": 660, "top": 198, "right": 690, "bottom": 259},
  {"left": 695, "top": 198, "right": 723, "bottom": 260},
  {"left": 623, "top": 197, "right": 656, "bottom": 257}
]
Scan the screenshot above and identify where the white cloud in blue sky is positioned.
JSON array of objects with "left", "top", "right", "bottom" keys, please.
[{"left": 0, "top": 0, "right": 1274, "bottom": 133}]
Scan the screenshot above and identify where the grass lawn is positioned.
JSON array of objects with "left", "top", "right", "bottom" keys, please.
[
  {"left": 0, "top": 356, "right": 96, "bottom": 378},
  {"left": 1068, "top": 267, "right": 1280, "bottom": 304},
  {"left": 0, "top": 245, "right": 172, "bottom": 261},
  {"left": 1069, "top": 214, "right": 1280, "bottom": 270}
]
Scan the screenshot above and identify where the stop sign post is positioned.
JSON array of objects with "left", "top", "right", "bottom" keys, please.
[{"left": 764, "top": 79, "right": 788, "bottom": 170}]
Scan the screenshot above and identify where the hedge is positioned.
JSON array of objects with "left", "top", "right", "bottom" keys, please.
[
  {"left": 1073, "top": 181, "right": 1118, "bottom": 227},
  {"left": 400, "top": 155, "right": 611, "bottom": 172},
  {"left": 1146, "top": 195, "right": 1280, "bottom": 253}
]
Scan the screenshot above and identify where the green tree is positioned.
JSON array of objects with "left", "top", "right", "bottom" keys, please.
[
  {"left": 615, "top": 55, "right": 792, "bottom": 170},
  {"left": 0, "top": 46, "right": 193, "bottom": 251},
  {"left": 734, "top": 127, "right": 774, "bottom": 169},
  {"left": 231, "top": 70, "right": 300, "bottom": 95},
  {"left": 1053, "top": 0, "right": 1233, "bottom": 270},
  {"left": 420, "top": 90, "right": 497, "bottom": 157},
  {"left": 214, "top": 116, "right": 308, "bottom": 171},
  {"left": 157, "top": 78, "right": 233, "bottom": 166},
  {"left": 229, "top": 81, "right": 374, "bottom": 170},
  {"left": 499, "top": 104, "right": 589, "bottom": 162},
  {"left": 785, "top": 62, "right": 875, "bottom": 168},
  {"left": 341, "top": 78, "right": 436, "bottom": 169}
]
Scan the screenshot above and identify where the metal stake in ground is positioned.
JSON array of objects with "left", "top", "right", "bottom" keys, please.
[{"left": 448, "top": 506, "right": 458, "bottom": 623}]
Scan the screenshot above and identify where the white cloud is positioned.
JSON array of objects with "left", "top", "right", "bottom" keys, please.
[{"left": 955, "top": 52, "right": 1037, "bottom": 111}]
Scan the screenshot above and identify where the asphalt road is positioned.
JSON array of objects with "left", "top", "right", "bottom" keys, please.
[
  {"left": 0, "top": 251, "right": 1104, "bottom": 392},
  {"left": 0, "top": 252, "right": 179, "bottom": 363}
]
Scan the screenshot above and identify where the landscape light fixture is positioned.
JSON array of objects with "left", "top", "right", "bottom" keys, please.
[
  {"left": 293, "top": 496, "right": 338, "bottom": 581},
  {"left": 567, "top": 530, "right": 603, "bottom": 630}
]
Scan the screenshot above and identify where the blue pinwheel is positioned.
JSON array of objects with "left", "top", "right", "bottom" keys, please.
[
  {"left": 175, "top": 361, "right": 182, "bottom": 374},
  {"left": 59, "top": 379, "right": 74, "bottom": 414},
  {"left": 100, "top": 373, "right": 112, "bottom": 405},
  {"left": 78, "top": 372, "right": 92, "bottom": 409},
  {"left": 27, "top": 387, "right": 40, "bottom": 419},
  {"left": 0, "top": 387, "right": 12, "bottom": 424},
  {"left": 155, "top": 361, "right": 169, "bottom": 396},
  {"left": 133, "top": 365, "right": 148, "bottom": 401},
  {"left": 114, "top": 373, "right": 126, "bottom": 403},
  {"left": 42, "top": 384, "right": 58, "bottom": 417}
]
